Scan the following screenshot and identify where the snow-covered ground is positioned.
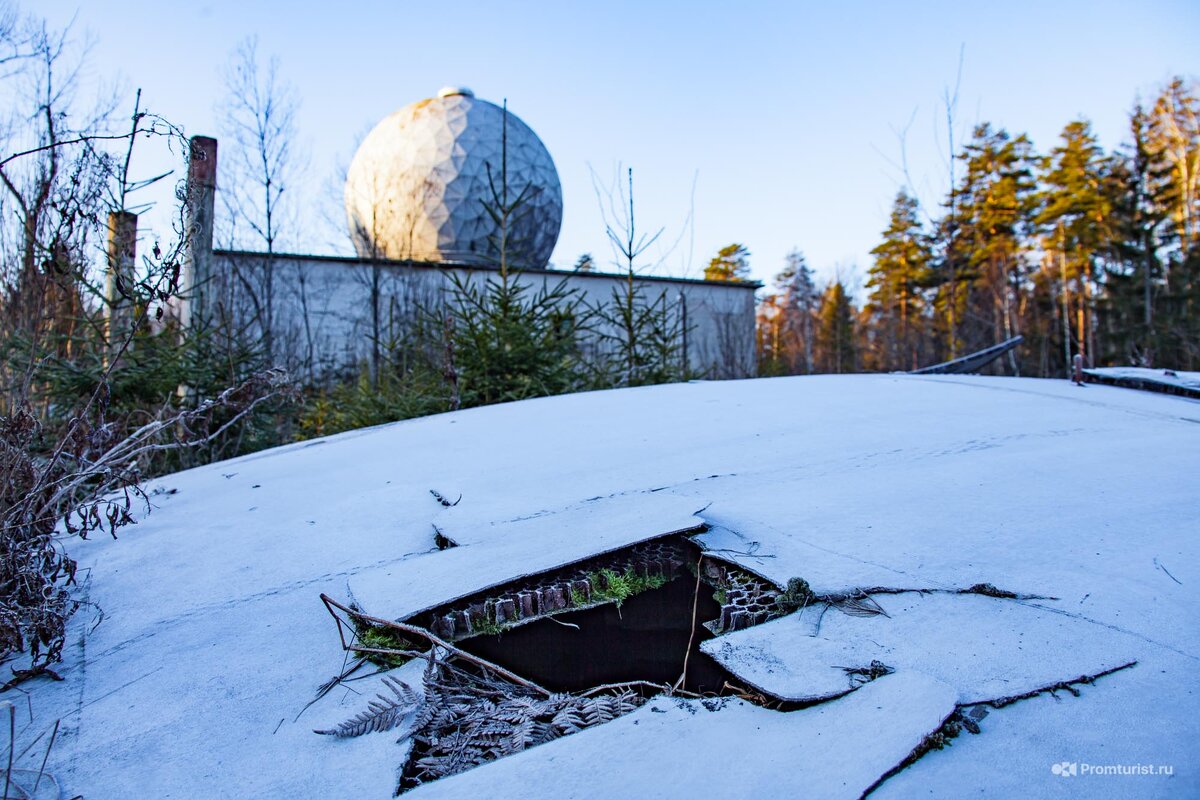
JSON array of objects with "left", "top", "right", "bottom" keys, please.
[{"left": 15, "top": 374, "right": 1198, "bottom": 798}]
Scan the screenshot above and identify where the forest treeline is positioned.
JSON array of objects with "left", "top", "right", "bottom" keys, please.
[{"left": 756, "top": 77, "right": 1200, "bottom": 377}]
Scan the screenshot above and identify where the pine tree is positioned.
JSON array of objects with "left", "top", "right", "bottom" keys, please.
[
  {"left": 850, "top": 78, "right": 1199, "bottom": 375},
  {"left": 1145, "top": 78, "right": 1200, "bottom": 367},
  {"left": 439, "top": 273, "right": 585, "bottom": 406},
  {"left": 1036, "top": 119, "right": 1114, "bottom": 369},
  {"left": 436, "top": 98, "right": 589, "bottom": 406},
  {"left": 589, "top": 169, "right": 690, "bottom": 387},
  {"left": 929, "top": 208, "right": 969, "bottom": 362},
  {"left": 1147, "top": 77, "right": 1200, "bottom": 258},
  {"left": 866, "top": 191, "right": 933, "bottom": 371},
  {"left": 574, "top": 253, "right": 596, "bottom": 272},
  {"left": 704, "top": 243, "right": 751, "bottom": 282},
  {"left": 814, "top": 280, "right": 857, "bottom": 374},
  {"left": 770, "top": 249, "right": 818, "bottom": 373},
  {"left": 955, "top": 124, "right": 1037, "bottom": 373},
  {"left": 1100, "top": 104, "right": 1169, "bottom": 365}
]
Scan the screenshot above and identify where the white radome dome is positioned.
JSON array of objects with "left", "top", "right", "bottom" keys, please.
[{"left": 345, "top": 89, "right": 562, "bottom": 269}]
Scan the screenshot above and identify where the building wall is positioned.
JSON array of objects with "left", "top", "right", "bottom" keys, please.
[{"left": 203, "top": 251, "right": 758, "bottom": 382}]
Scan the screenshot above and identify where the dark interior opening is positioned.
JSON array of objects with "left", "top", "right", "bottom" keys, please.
[{"left": 456, "top": 575, "right": 735, "bottom": 694}]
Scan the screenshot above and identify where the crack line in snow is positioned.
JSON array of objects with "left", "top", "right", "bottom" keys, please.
[
  {"left": 817, "top": 584, "right": 1057, "bottom": 602},
  {"left": 1019, "top": 601, "right": 1198, "bottom": 662},
  {"left": 859, "top": 660, "right": 1140, "bottom": 799}
]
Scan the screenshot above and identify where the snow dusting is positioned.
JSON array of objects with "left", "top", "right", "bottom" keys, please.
[{"left": 12, "top": 375, "right": 1197, "bottom": 797}]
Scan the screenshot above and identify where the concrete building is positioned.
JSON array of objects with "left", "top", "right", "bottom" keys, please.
[{"left": 182, "top": 90, "right": 758, "bottom": 382}]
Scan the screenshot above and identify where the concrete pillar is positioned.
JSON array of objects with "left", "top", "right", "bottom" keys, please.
[
  {"left": 105, "top": 210, "right": 138, "bottom": 362},
  {"left": 180, "top": 135, "right": 217, "bottom": 329}
]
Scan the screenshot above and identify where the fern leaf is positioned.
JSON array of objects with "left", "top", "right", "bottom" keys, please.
[
  {"left": 314, "top": 675, "right": 422, "bottom": 737},
  {"left": 551, "top": 706, "right": 585, "bottom": 735},
  {"left": 506, "top": 717, "right": 536, "bottom": 754},
  {"left": 838, "top": 594, "right": 889, "bottom": 617}
]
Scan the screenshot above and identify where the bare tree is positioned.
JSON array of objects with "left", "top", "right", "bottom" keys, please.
[
  {"left": 0, "top": 8, "right": 293, "bottom": 687},
  {"left": 218, "top": 36, "right": 303, "bottom": 366}
]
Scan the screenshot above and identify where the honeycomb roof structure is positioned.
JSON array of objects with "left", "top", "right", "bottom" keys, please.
[{"left": 344, "top": 88, "right": 562, "bottom": 269}]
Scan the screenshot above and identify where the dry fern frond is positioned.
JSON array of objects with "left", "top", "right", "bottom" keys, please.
[
  {"left": 314, "top": 651, "right": 645, "bottom": 791},
  {"left": 314, "top": 675, "right": 422, "bottom": 738},
  {"left": 836, "top": 593, "right": 889, "bottom": 617},
  {"left": 396, "top": 656, "right": 644, "bottom": 792},
  {"left": 550, "top": 706, "right": 585, "bottom": 735}
]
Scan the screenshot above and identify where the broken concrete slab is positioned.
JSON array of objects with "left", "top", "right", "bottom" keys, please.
[
  {"left": 20, "top": 375, "right": 1198, "bottom": 797},
  {"left": 348, "top": 492, "right": 705, "bottom": 623},
  {"left": 703, "top": 593, "right": 1141, "bottom": 705},
  {"left": 405, "top": 671, "right": 958, "bottom": 800},
  {"left": 695, "top": 520, "right": 933, "bottom": 595},
  {"left": 35, "top": 581, "right": 406, "bottom": 799},
  {"left": 871, "top": 651, "right": 1196, "bottom": 799}
]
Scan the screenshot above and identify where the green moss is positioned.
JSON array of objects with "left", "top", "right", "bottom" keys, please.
[
  {"left": 713, "top": 587, "right": 728, "bottom": 606},
  {"left": 456, "top": 565, "right": 676, "bottom": 645},
  {"left": 589, "top": 567, "right": 668, "bottom": 609},
  {"left": 471, "top": 616, "right": 507, "bottom": 637},
  {"left": 601, "top": 568, "right": 630, "bottom": 602},
  {"left": 774, "top": 577, "right": 813, "bottom": 614},
  {"left": 630, "top": 571, "right": 668, "bottom": 594},
  {"left": 354, "top": 625, "right": 417, "bottom": 667}
]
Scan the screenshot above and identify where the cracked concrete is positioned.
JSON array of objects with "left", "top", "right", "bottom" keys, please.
[
  {"left": 403, "top": 671, "right": 960, "bottom": 800},
  {"left": 11, "top": 375, "right": 1195, "bottom": 798},
  {"left": 703, "top": 591, "right": 1142, "bottom": 705}
]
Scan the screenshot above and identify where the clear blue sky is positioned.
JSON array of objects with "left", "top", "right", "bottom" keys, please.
[{"left": 38, "top": 0, "right": 1200, "bottom": 292}]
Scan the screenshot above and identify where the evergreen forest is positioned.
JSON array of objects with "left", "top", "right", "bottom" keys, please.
[{"left": 756, "top": 78, "right": 1199, "bottom": 377}]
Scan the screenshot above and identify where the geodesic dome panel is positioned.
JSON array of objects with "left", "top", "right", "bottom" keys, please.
[{"left": 345, "top": 88, "right": 562, "bottom": 270}]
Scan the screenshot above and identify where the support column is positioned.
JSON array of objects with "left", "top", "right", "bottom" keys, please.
[
  {"left": 105, "top": 210, "right": 137, "bottom": 364},
  {"left": 180, "top": 135, "right": 217, "bottom": 330}
]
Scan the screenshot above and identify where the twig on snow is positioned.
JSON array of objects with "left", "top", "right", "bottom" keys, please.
[{"left": 320, "top": 594, "right": 552, "bottom": 697}]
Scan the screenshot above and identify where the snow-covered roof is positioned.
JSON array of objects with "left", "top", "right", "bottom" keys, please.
[
  {"left": 1085, "top": 366, "right": 1200, "bottom": 398},
  {"left": 21, "top": 375, "right": 1198, "bottom": 798}
]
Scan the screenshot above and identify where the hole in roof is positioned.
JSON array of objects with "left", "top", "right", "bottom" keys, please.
[
  {"left": 458, "top": 571, "right": 732, "bottom": 693},
  {"left": 333, "top": 535, "right": 812, "bottom": 793},
  {"left": 394, "top": 534, "right": 793, "bottom": 695}
]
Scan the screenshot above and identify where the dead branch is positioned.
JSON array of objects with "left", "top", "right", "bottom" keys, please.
[
  {"left": 319, "top": 594, "right": 552, "bottom": 697},
  {"left": 579, "top": 681, "right": 672, "bottom": 698},
  {"left": 984, "top": 660, "right": 1137, "bottom": 708}
]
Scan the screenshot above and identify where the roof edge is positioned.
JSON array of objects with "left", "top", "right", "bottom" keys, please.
[{"left": 213, "top": 249, "right": 763, "bottom": 290}]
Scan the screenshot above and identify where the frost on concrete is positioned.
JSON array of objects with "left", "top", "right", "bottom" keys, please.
[
  {"left": 348, "top": 492, "right": 706, "bottom": 624},
  {"left": 1084, "top": 366, "right": 1200, "bottom": 399},
  {"left": 13, "top": 375, "right": 1197, "bottom": 798},
  {"left": 703, "top": 592, "right": 1142, "bottom": 705},
  {"left": 405, "top": 672, "right": 958, "bottom": 800}
]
